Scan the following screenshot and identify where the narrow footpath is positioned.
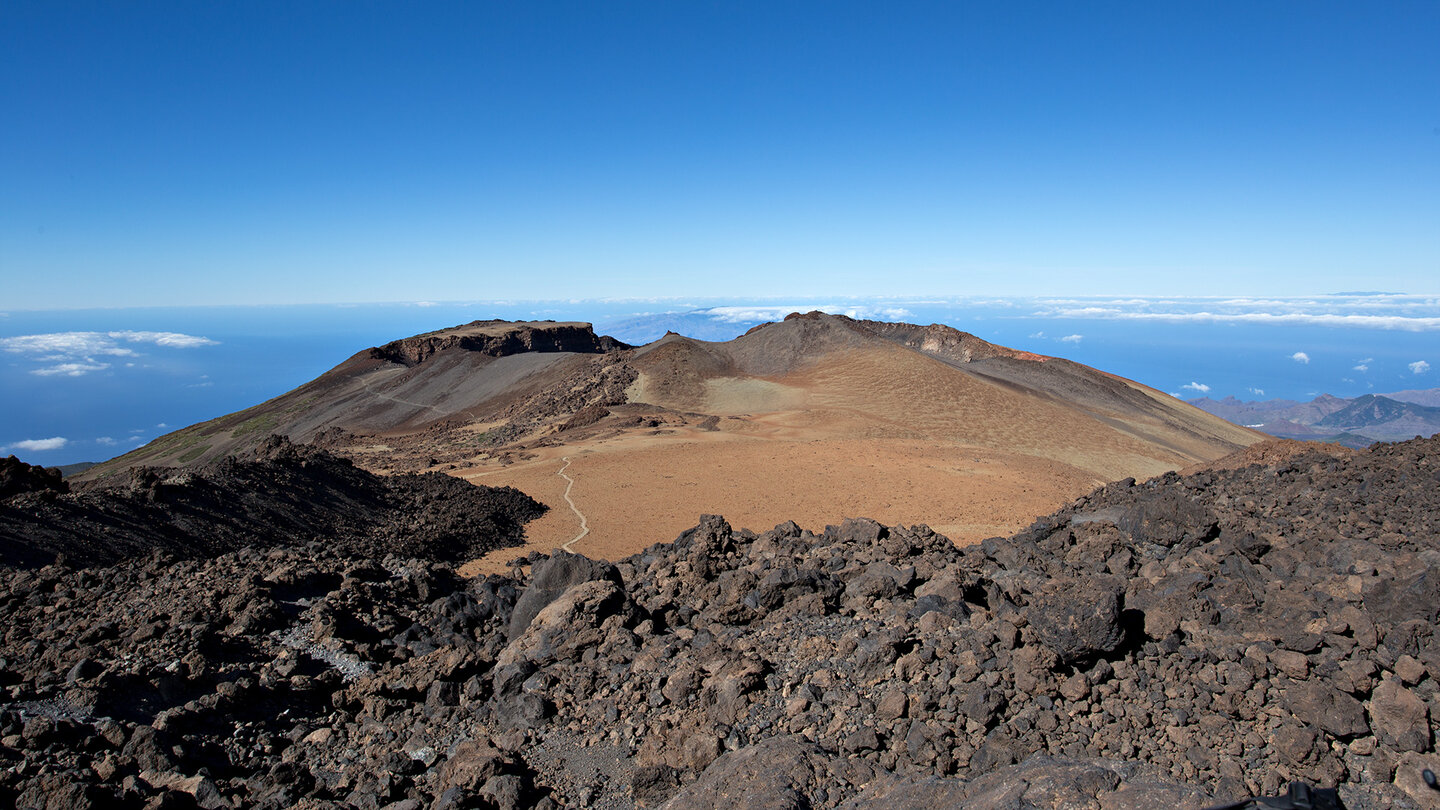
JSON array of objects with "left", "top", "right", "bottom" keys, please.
[{"left": 557, "top": 456, "right": 589, "bottom": 552}]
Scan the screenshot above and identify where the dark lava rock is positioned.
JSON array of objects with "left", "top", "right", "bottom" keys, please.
[
  {"left": 660, "top": 735, "right": 833, "bottom": 810},
  {"left": 1024, "top": 574, "right": 1127, "bottom": 664},
  {"left": 0, "top": 456, "right": 67, "bottom": 500},
  {"left": 0, "top": 435, "right": 545, "bottom": 567},
  {"left": 1284, "top": 681, "right": 1371, "bottom": 737},
  {"left": 506, "top": 551, "right": 623, "bottom": 640},
  {"left": 368, "top": 319, "right": 630, "bottom": 367},
  {"left": 2, "top": 434, "right": 1438, "bottom": 809}
]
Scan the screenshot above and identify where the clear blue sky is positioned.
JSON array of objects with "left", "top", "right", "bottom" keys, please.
[{"left": 3, "top": 1, "right": 1437, "bottom": 309}]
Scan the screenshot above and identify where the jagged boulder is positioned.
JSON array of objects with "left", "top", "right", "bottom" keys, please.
[
  {"left": 498, "top": 578, "right": 636, "bottom": 668},
  {"left": 0, "top": 456, "right": 67, "bottom": 500},
  {"left": 1025, "top": 574, "right": 1128, "bottom": 664},
  {"left": 506, "top": 550, "right": 623, "bottom": 640}
]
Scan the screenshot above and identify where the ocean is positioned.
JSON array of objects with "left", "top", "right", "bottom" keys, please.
[{"left": 3, "top": 296, "right": 1436, "bottom": 466}]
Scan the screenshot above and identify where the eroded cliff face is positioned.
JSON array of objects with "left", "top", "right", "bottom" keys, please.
[{"left": 367, "top": 321, "right": 632, "bottom": 368}]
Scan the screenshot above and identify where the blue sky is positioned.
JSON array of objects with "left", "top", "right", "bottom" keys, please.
[{"left": 3, "top": 2, "right": 1437, "bottom": 308}]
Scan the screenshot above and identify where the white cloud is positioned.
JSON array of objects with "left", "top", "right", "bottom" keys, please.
[
  {"left": 1036, "top": 305, "right": 1440, "bottom": 331},
  {"left": 1352, "top": 364, "right": 1369, "bottom": 372},
  {"left": 1411, "top": 360, "right": 1431, "bottom": 375},
  {"left": 1248, "top": 387, "right": 1266, "bottom": 397},
  {"left": 705, "top": 306, "right": 821, "bottom": 323},
  {"left": 1182, "top": 382, "right": 1211, "bottom": 393},
  {"left": 33, "top": 362, "right": 110, "bottom": 377},
  {"left": 1291, "top": 352, "right": 1310, "bottom": 364},
  {"left": 110, "top": 331, "right": 217, "bottom": 349},
  {"left": 703, "top": 305, "right": 913, "bottom": 324},
  {"left": 0, "top": 333, "right": 136, "bottom": 357},
  {"left": 96, "top": 437, "right": 117, "bottom": 446},
  {"left": 1028, "top": 331, "right": 1045, "bottom": 339},
  {"left": 4, "top": 437, "right": 68, "bottom": 452},
  {"left": 0, "top": 330, "right": 216, "bottom": 377},
  {"left": 1058, "top": 334, "right": 1083, "bottom": 343}
]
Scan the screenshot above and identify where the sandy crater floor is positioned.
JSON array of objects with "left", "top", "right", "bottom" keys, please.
[{"left": 455, "top": 422, "right": 1109, "bottom": 576}]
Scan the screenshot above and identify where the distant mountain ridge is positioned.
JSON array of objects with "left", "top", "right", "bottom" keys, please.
[
  {"left": 1380, "top": 387, "right": 1440, "bottom": 408},
  {"left": 1189, "top": 388, "right": 1440, "bottom": 446}
]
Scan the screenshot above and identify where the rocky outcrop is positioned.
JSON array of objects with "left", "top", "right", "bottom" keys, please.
[
  {"left": 0, "top": 456, "right": 66, "bottom": 501},
  {"left": 0, "top": 436, "right": 545, "bottom": 567},
  {"left": 506, "top": 552, "right": 624, "bottom": 641},
  {"left": 856, "top": 317, "right": 1049, "bottom": 364},
  {"left": 1, "top": 435, "right": 1437, "bottom": 808},
  {"left": 369, "top": 321, "right": 631, "bottom": 367}
]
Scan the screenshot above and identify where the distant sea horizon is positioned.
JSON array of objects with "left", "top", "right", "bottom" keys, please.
[{"left": 3, "top": 294, "right": 1436, "bottom": 467}]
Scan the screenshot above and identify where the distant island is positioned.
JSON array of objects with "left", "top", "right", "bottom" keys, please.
[{"left": 1189, "top": 388, "right": 1440, "bottom": 447}]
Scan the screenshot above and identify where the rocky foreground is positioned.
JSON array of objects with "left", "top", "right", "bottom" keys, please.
[{"left": 1, "top": 437, "right": 1438, "bottom": 808}]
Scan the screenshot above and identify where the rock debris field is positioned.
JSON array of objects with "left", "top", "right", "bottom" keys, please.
[{"left": 1, "top": 436, "right": 1438, "bottom": 808}]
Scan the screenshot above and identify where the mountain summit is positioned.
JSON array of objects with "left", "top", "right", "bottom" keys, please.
[{"left": 84, "top": 314, "right": 1261, "bottom": 562}]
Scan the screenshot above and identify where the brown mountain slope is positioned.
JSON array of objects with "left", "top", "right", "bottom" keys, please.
[
  {"left": 81, "top": 320, "right": 634, "bottom": 475},
  {"left": 82, "top": 313, "right": 1263, "bottom": 566},
  {"left": 624, "top": 312, "right": 1254, "bottom": 475}
]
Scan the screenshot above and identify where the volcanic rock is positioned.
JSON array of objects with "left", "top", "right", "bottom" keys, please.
[
  {"left": 507, "top": 551, "right": 624, "bottom": 640},
  {"left": 3, "top": 434, "right": 1439, "bottom": 808},
  {"left": 0, "top": 456, "right": 66, "bottom": 501},
  {"left": 0, "top": 435, "right": 545, "bottom": 568},
  {"left": 1023, "top": 574, "right": 1128, "bottom": 664}
]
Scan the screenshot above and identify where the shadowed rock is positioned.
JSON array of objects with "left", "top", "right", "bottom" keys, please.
[{"left": 0, "top": 436, "right": 545, "bottom": 568}]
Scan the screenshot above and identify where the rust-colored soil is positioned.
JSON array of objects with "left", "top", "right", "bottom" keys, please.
[
  {"left": 447, "top": 332, "right": 1261, "bottom": 575},
  {"left": 459, "top": 419, "right": 1128, "bottom": 577}
]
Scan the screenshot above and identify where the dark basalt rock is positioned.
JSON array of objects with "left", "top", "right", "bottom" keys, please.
[
  {"left": 1, "top": 435, "right": 1438, "bottom": 809},
  {"left": 506, "top": 551, "right": 623, "bottom": 641},
  {"left": 0, "top": 456, "right": 67, "bottom": 500},
  {"left": 0, "top": 435, "right": 545, "bottom": 568},
  {"left": 1024, "top": 574, "right": 1127, "bottom": 664},
  {"left": 659, "top": 735, "right": 832, "bottom": 810},
  {"left": 368, "top": 320, "right": 631, "bottom": 368}
]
